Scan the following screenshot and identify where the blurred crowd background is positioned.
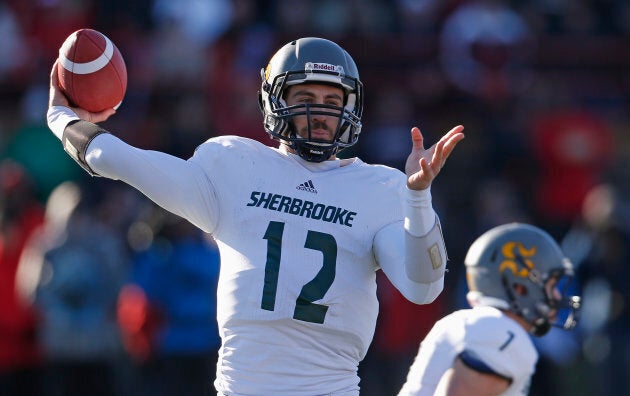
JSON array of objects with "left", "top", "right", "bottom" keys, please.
[{"left": 1, "top": 0, "right": 629, "bottom": 395}]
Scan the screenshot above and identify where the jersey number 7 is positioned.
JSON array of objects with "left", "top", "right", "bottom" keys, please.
[{"left": 260, "top": 221, "right": 337, "bottom": 324}]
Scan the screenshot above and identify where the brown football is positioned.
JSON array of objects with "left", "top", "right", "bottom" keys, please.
[{"left": 57, "top": 28, "right": 127, "bottom": 113}]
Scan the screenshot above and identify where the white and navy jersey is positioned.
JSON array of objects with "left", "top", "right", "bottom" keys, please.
[
  {"left": 85, "top": 134, "right": 439, "bottom": 395},
  {"left": 398, "top": 306, "right": 538, "bottom": 396},
  {"left": 193, "top": 136, "right": 405, "bottom": 394}
]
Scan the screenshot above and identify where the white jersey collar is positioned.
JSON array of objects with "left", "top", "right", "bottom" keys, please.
[{"left": 283, "top": 151, "right": 359, "bottom": 172}]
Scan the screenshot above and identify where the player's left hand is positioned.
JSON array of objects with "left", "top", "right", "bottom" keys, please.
[{"left": 405, "top": 125, "right": 465, "bottom": 190}]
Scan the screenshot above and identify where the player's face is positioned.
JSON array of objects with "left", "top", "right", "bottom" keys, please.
[{"left": 285, "top": 84, "right": 343, "bottom": 141}]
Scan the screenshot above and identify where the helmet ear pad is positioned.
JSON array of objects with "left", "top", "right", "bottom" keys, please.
[{"left": 257, "top": 90, "right": 264, "bottom": 113}]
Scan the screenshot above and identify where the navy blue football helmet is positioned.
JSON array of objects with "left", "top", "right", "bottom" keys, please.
[{"left": 259, "top": 37, "right": 363, "bottom": 162}]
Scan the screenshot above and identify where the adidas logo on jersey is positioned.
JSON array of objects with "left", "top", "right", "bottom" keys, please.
[{"left": 296, "top": 180, "right": 317, "bottom": 194}]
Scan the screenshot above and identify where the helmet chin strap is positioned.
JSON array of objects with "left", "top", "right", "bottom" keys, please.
[{"left": 293, "top": 140, "right": 338, "bottom": 162}]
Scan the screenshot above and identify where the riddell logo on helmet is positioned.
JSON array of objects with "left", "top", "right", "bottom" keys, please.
[
  {"left": 305, "top": 62, "right": 344, "bottom": 74},
  {"left": 312, "top": 63, "right": 337, "bottom": 71}
]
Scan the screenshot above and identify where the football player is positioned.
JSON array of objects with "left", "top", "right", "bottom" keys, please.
[
  {"left": 47, "top": 37, "right": 464, "bottom": 395},
  {"left": 398, "top": 223, "right": 581, "bottom": 396}
]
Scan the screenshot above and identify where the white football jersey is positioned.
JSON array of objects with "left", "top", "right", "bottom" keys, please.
[
  {"left": 398, "top": 306, "right": 538, "bottom": 396},
  {"left": 86, "top": 132, "right": 443, "bottom": 395},
  {"left": 188, "top": 136, "right": 409, "bottom": 394}
]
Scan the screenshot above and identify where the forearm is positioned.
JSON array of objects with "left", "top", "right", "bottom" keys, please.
[
  {"left": 375, "top": 188, "right": 447, "bottom": 304},
  {"left": 404, "top": 188, "right": 447, "bottom": 285}
]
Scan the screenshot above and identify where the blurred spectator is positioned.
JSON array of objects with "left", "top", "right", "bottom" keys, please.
[
  {"left": 149, "top": 0, "right": 234, "bottom": 93},
  {"left": 0, "top": 3, "right": 28, "bottom": 81},
  {"left": 119, "top": 209, "right": 221, "bottom": 396},
  {"left": 2, "top": 83, "right": 83, "bottom": 199},
  {"left": 559, "top": 183, "right": 630, "bottom": 395},
  {"left": 5, "top": 0, "right": 95, "bottom": 84},
  {"left": 439, "top": 0, "right": 536, "bottom": 101},
  {"left": 473, "top": 178, "right": 532, "bottom": 234},
  {"left": 394, "top": 0, "right": 444, "bottom": 33},
  {"left": 204, "top": 1, "right": 275, "bottom": 145},
  {"left": 529, "top": 109, "right": 614, "bottom": 238},
  {"left": 270, "top": 0, "right": 313, "bottom": 35},
  {"left": 359, "top": 88, "right": 418, "bottom": 170},
  {"left": 16, "top": 181, "right": 129, "bottom": 396},
  {"left": 0, "top": 160, "right": 44, "bottom": 396},
  {"left": 152, "top": 0, "right": 233, "bottom": 47}
]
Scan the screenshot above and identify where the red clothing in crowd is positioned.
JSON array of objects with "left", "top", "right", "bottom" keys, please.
[{"left": 0, "top": 204, "right": 44, "bottom": 371}]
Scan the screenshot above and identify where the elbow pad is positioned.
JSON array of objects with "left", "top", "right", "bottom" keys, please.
[
  {"left": 405, "top": 217, "right": 447, "bottom": 283},
  {"left": 63, "top": 120, "right": 109, "bottom": 176}
]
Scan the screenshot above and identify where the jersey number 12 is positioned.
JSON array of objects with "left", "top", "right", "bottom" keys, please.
[{"left": 260, "top": 221, "right": 336, "bottom": 324}]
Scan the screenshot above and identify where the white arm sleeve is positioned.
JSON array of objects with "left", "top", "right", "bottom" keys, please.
[
  {"left": 47, "top": 106, "right": 79, "bottom": 139},
  {"left": 374, "top": 188, "right": 446, "bottom": 304},
  {"left": 85, "top": 133, "right": 219, "bottom": 233},
  {"left": 404, "top": 188, "right": 435, "bottom": 236}
]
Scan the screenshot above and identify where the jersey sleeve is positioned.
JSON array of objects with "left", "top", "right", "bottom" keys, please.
[
  {"left": 86, "top": 133, "right": 219, "bottom": 233},
  {"left": 373, "top": 186, "right": 446, "bottom": 305},
  {"left": 373, "top": 220, "right": 444, "bottom": 304},
  {"left": 461, "top": 313, "right": 537, "bottom": 383}
]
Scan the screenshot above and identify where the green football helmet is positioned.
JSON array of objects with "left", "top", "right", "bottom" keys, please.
[
  {"left": 258, "top": 37, "right": 363, "bottom": 162},
  {"left": 465, "top": 223, "right": 580, "bottom": 336}
]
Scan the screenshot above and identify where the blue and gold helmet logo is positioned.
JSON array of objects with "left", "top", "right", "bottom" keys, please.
[{"left": 499, "top": 242, "right": 537, "bottom": 278}]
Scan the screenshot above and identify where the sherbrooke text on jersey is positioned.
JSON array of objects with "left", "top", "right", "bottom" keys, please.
[{"left": 247, "top": 191, "right": 357, "bottom": 227}]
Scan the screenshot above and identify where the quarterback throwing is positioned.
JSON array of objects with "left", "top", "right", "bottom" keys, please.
[{"left": 47, "top": 37, "right": 464, "bottom": 395}]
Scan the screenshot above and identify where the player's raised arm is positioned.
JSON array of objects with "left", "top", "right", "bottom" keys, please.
[{"left": 47, "top": 58, "right": 218, "bottom": 233}]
